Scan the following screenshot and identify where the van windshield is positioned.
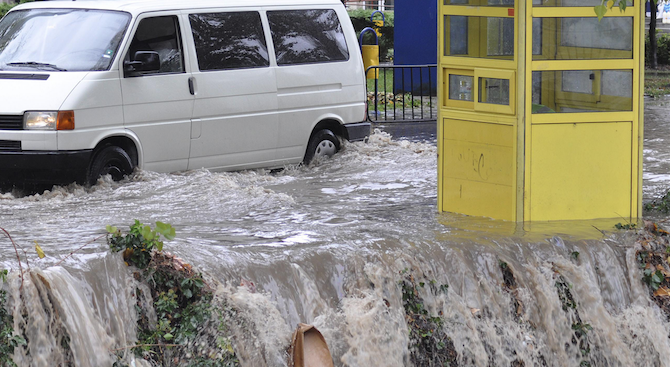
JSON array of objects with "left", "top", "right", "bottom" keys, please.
[{"left": 0, "top": 9, "right": 130, "bottom": 72}]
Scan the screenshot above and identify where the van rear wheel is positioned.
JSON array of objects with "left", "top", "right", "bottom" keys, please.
[
  {"left": 87, "top": 146, "right": 134, "bottom": 185},
  {"left": 304, "top": 129, "right": 340, "bottom": 165}
]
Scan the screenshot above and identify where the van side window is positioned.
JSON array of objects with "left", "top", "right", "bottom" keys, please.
[
  {"left": 125, "top": 16, "right": 184, "bottom": 76},
  {"left": 267, "top": 9, "right": 349, "bottom": 66},
  {"left": 189, "top": 12, "right": 269, "bottom": 71}
]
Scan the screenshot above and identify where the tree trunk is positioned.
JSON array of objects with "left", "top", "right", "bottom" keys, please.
[{"left": 650, "top": 0, "right": 658, "bottom": 69}]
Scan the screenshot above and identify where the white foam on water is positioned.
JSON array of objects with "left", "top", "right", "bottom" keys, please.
[{"left": 0, "top": 125, "right": 670, "bottom": 366}]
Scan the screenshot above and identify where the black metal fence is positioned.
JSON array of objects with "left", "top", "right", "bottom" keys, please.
[{"left": 366, "top": 64, "right": 437, "bottom": 123}]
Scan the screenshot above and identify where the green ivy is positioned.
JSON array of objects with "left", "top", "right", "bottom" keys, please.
[
  {"left": 645, "top": 189, "right": 670, "bottom": 214},
  {"left": 108, "top": 221, "right": 238, "bottom": 366},
  {"left": 107, "top": 220, "right": 175, "bottom": 269},
  {"left": 643, "top": 268, "right": 665, "bottom": 290},
  {"left": 614, "top": 222, "right": 637, "bottom": 230},
  {"left": 398, "top": 272, "right": 456, "bottom": 366}
]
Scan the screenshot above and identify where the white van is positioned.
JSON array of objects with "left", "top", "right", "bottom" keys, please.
[{"left": 0, "top": 0, "right": 369, "bottom": 188}]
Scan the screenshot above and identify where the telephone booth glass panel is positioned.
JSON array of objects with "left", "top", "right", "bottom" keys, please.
[
  {"left": 533, "top": 17, "right": 633, "bottom": 60},
  {"left": 449, "top": 74, "right": 474, "bottom": 101},
  {"left": 532, "top": 70, "right": 633, "bottom": 113},
  {"left": 479, "top": 77, "right": 509, "bottom": 105},
  {"left": 443, "top": 15, "right": 514, "bottom": 58},
  {"left": 443, "top": 0, "right": 513, "bottom": 6},
  {"left": 533, "top": 0, "right": 632, "bottom": 6}
]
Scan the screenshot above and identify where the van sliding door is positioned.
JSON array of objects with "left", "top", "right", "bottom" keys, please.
[{"left": 185, "top": 10, "right": 279, "bottom": 171}]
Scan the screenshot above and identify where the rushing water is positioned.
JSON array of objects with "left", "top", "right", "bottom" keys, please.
[{"left": 1, "top": 99, "right": 670, "bottom": 366}]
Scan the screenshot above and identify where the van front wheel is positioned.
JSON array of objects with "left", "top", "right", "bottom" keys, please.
[
  {"left": 304, "top": 129, "right": 340, "bottom": 165},
  {"left": 87, "top": 146, "right": 135, "bottom": 185}
]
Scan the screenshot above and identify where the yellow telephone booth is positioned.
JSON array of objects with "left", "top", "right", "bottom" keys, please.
[{"left": 438, "top": 0, "right": 643, "bottom": 222}]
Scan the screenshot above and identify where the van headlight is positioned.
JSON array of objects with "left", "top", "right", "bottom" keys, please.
[
  {"left": 24, "top": 111, "right": 74, "bottom": 130},
  {"left": 24, "top": 112, "right": 57, "bottom": 130}
]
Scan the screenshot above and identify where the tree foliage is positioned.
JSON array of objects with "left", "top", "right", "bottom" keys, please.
[
  {"left": 0, "top": 1, "right": 32, "bottom": 18},
  {"left": 594, "top": 0, "right": 628, "bottom": 20}
]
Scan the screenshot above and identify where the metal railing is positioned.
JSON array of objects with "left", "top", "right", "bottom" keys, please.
[{"left": 366, "top": 64, "right": 437, "bottom": 123}]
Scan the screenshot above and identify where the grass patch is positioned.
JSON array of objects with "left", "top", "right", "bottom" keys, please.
[
  {"left": 366, "top": 70, "right": 435, "bottom": 112},
  {"left": 645, "top": 68, "right": 670, "bottom": 98},
  {"left": 366, "top": 68, "right": 394, "bottom": 94}
]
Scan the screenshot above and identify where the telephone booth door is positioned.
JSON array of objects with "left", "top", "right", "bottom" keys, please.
[
  {"left": 439, "top": 0, "right": 521, "bottom": 221},
  {"left": 526, "top": 0, "right": 641, "bottom": 222}
]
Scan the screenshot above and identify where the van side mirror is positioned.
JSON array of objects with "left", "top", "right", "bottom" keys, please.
[{"left": 124, "top": 51, "right": 160, "bottom": 76}]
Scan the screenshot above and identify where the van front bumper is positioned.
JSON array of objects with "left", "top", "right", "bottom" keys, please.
[
  {"left": 344, "top": 122, "right": 371, "bottom": 142},
  {"left": 0, "top": 150, "right": 93, "bottom": 187}
]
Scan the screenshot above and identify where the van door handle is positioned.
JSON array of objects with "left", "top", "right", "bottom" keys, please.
[{"left": 188, "top": 77, "right": 195, "bottom": 95}]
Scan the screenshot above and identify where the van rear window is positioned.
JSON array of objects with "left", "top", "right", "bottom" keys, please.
[
  {"left": 189, "top": 12, "right": 269, "bottom": 71},
  {"left": 267, "top": 9, "right": 349, "bottom": 66}
]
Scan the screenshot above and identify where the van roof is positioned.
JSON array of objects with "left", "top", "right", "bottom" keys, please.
[{"left": 10, "top": 0, "right": 344, "bottom": 15}]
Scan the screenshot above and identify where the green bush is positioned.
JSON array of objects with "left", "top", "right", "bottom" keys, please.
[
  {"left": 646, "top": 31, "right": 670, "bottom": 66},
  {"left": 347, "top": 10, "right": 394, "bottom": 61},
  {"left": 1, "top": 1, "right": 35, "bottom": 18},
  {"left": 0, "top": 3, "right": 15, "bottom": 18}
]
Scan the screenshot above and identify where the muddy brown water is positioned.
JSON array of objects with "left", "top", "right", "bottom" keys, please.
[{"left": 1, "top": 98, "right": 670, "bottom": 366}]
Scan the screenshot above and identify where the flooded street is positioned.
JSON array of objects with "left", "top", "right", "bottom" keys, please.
[
  {"left": 1, "top": 99, "right": 670, "bottom": 366},
  {"left": 643, "top": 96, "right": 670, "bottom": 200}
]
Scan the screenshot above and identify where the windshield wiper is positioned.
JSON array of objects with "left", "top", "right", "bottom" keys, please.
[{"left": 6, "top": 62, "right": 67, "bottom": 71}]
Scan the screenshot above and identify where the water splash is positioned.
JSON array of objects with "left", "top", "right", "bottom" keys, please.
[
  {"left": 0, "top": 127, "right": 669, "bottom": 366},
  {"left": 6, "top": 253, "right": 136, "bottom": 367}
]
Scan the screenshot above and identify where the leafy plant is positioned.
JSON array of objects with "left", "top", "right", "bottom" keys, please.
[
  {"left": 571, "top": 322, "right": 593, "bottom": 338},
  {"left": 594, "top": 0, "right": 627, "bottom": 21},
  {"left": 637, "top": 251, "right": 649, "bottom": 264},
  {"left": 614, "top": 222, "right": 636, "bottom": 230},
  {"left": 643, "top": 268, "right": 665, "bottom": 290},
  {"left": 107, "top": 220, "right": 175, "bottom": 269},
  {"left": 141, "top": 258, "right": 211, "bottom": 346},
  {"left": 645, "top": 189, "right": 670, "bottom": 213},
  {"left": 106, "top": 220, "right": 234, "bottom": 365}
]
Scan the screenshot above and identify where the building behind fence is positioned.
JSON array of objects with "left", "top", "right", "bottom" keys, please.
[
  {"left": 343, "top": 0, "right": 394, "bottom": 11},
  {"left": 394, "top": 0, "right": 437, "bottom": 96}
]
